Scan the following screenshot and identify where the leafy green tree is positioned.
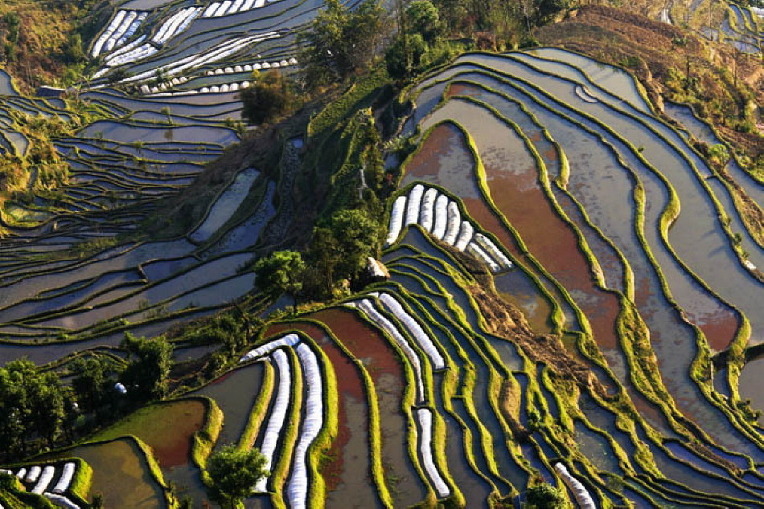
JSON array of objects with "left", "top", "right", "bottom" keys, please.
[
  {"left": 71, "top": 356, "right": 112, "bottom": 414},
  {"left": 28, "top": 372, "right": 66, "bottom": 447},
  {"left": 0, "top": 358, "right": 68, "bottom": 457},
  {"left": 253, "top": 250, "right": 306, "bottom": 311},
  {"left": 525, "top": 482, "right": 565, "bottom": 508},
  {"left": 206, "top": 445, "right": 268, "bottom": 509},
  {"left": 0, "top": 361, "right": 31, "bottom": 456},
  {"left": 120, "top": 333, "right": 173, "bottom": 401},
  {"left": 385, "top": 32, "right": 428, "bottom": 79},
  {"left": 707, "top": 143, "right": 730, "bottom": 167},
  {"left": 385, "top": 1, "right": 444, "bottom": 79},
  {"left": 328, "top": 208, "right": 382, "bottom": 279},
  {"left": 62, "top": 33, "right": 86, "bottom": 64},
  {"left": 299, "top": 0, "right": 385, "bottom": 89},
  {"left": 306, "top": 208, "right": 383, "bottom": 297},
  {"left": 406, "top": 0, "right": 443, "bottom": 42}
]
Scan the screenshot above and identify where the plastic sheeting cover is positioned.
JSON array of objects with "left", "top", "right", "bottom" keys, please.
[
  {"left": 32, "top": 466, "right": 55, "bottom": 494},
  {"left": 554, "top": 463, "right": 597, "bottom": 509},
  {"left": 254, "top": 348, "right": 292, "bottom": 492},
  {"left": 44, "top": 493, "right": 80, "bottom": 509},
  {"left": 375, "top": 292, "right": 445, "bottom": 369},
  {"left": 454, "top": 221, "right": 474, "bottom": 251},
  {"left": 405, "top": 184, "right": 425, "bottom": 226},
  {"left": 386, "top": 195, "right": 407, "bottom": 246},
  {"left": 474, "top": 233, "right": 512, "bottom": 269},
  {"left": 355, "top": 298, "right": 425, "bottom": 402},
  {"left": 419, "top": 188, "right": 438, "bottom": 232},
  {"left": 286, "top": 343, "right": 324, "bottom": 509},
  {"left": 26, "top": 465, "right": 41, "bottom": 483},
  {"left": 443, "top": 201, "right": 461, "bottom": 245},
  {"left": 240, "top": 333, "right": 300, "bottom": 362},
  {"left": 416, "top": 408, "right": 450, "bottom": 497},
  {"left": 466, "top": 242, "right": 500, "bottom": 272},
  {"left": 52, "top": 462, "right": 76, "bottom": 494},
  {"left": 431, "top": 194, "right": 449, "bottom": 240}
]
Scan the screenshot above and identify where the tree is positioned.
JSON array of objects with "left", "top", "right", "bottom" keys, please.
[
  {"left": 240, "top": 70, "right": 297, "bottom": 125},
  {"left": 306, "top": 208, "right": 383, "bottom": 297},
  {"left": 120, "top": 333, "right": 173, "bottom": 401},
  {"left": 328, "top": 208, "right": 382, "bottom": 279},
  {"left": 71, "top": 356, "right": 111, "bottom": 414},
  {"left": 406, "top": 1, "right": 443, "bottom": 42},
  {"left": 206, "top": 445, "right": 268, "bottom": 509},
  {"left": 707, "top": 143, "right": 730, "bottom": 167},
  {"left": 525, "top": 482, "right": 565, "bottom": 508},
  {"left": 299, "top": 0, "right": 385, "bottom": 89},
  {"left": 27, "top": 372, "right": 66, "bottom": 447},
  {"left": 62, "top": 33, "right": 86, "bottom": 64},
  {"left": 385, "top": 1, "right": 443, "bottom": 79},
  {"left": 533, "top": 0, "right": 569, "bottom": 25},
  {"left": 253, "top": 250, "right": 306, "bottom": 311},
  {"left": 0, "top": 358, "right": 68, "bottom": 457}
]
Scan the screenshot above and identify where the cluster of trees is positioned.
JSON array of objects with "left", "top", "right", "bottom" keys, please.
[
  {"left": 254, "top": 207, "right": 385, "bottom": 306},
  {"left": 241, "top": 0, "right": 573, "bottom": 122},
  {"left": 298, "top": 0, "right": 386, "bottom": 90},
  {"left": 0, "top": 334, "right": 173, "bottom": 461},
  {"left": 385, "top": 0, "right": 449, "bottom": 79},
  {"left": 0, "top": 359, "right": 69, "bottom": 458}
]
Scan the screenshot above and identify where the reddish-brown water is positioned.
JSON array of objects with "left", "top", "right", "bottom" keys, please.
[{"left": 423, "top": 98, "right": 621, "bottom": 351}]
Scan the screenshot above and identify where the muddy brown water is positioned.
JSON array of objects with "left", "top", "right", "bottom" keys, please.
[
  {"left": 190, "top": 362, "right": 263, "bottom": 448},
  {"left": 402, "top": 121, "right": 580, "bottom": 333},
  {"left": 475, "top": 54, "right": 762, "bottom": 348},
  {"left": 49, "top": 438, "right": 166, "bottom": 509},
  {"left": 309, "top": 307, "right": 428, "bottom": 507},
  {"left": 421, "top": 97, "right": 622, "bottom": 356},
  {"left": 409, "top": 62, "right": 762, "bottom": 458},
  {"left": 448, "top": 81, "right": 627, "bottom": 295}
]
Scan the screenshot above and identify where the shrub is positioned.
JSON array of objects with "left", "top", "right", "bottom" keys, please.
[
  {"left": 525, "top": 483, "right": 565, "bottom": 508},
  {"left": 240, "top": 71, "right": 298, "bottom": 125}
]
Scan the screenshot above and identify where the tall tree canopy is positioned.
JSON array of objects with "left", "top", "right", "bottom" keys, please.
[
  {"left": 240, "top": 70, "right": 297, "bottom": 124},
  {"left": 253, "top": 250, "right": 306, "bottom": 310},
  {"left": 120, "top": 333, "right": 173, "bottom": 401},
  {"left": 306, "top": 208, "right": 383, "bottom": 297},
  {"left": 206, "top": 445, "right": 268, "bottom": 509},
  {"left": 0, "top": 358, "right": 68, "bottom": 457},
  {"left": 299, "top": 0, "right": 386, "bottom": 89}
]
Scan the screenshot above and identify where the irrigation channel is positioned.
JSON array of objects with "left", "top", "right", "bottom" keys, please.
[{"left": 0, "top": 6, "right": 762, "bottom": 505}]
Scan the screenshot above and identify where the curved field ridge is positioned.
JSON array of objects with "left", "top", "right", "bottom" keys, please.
[
  {"left": 238, "top": 334, "right": 330, "bottom": 506},
  {"left": 0, "top": 5, "right": 762, "bottom": 505},
  {"left": 6, "top": 461, "right": 83, "bottom": 505}
]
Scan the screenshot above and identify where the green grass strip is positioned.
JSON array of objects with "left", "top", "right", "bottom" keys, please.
[{"left": 237, "top": 358, "right": 275, "bottom": 451}]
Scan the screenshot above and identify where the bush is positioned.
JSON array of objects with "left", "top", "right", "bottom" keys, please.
[
  {"left": 240, "top": 70, "right": 297, "bottom": 125},
  {"left": 206, "top": 445, "right": 268, "bottom": 509},
  {"left": 525, "top": 483, "right": 565, "bottom": 508}
]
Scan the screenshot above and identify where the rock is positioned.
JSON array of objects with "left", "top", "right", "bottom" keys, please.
[{"left": 365, "top": 257, "right": 390, "bottom": 282}]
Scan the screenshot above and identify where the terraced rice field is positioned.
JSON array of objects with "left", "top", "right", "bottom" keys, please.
[
  {"left": 0, "top": 0, "right": 762, "bottom": 502},
  {"left": 218, "top": 49, "right": 762, "bottom": 508},
  {"left": 84, "top": 0, "right": 364, "bottom": 96}
]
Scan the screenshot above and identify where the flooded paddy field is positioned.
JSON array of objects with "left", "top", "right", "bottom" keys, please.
[{"left": 0, "top": 8, "right": 761, "bottom": 504}]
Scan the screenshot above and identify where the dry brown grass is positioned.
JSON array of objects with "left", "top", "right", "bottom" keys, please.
[
  {"left": 0, "top": 0, "right": 79, "bottom": 92},
  {"left": 536, "top": 5, "right": 762, "bottom": 169}
]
